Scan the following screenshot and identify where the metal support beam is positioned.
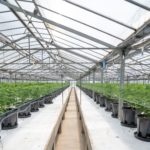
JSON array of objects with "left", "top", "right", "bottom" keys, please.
[
  {"left": 28, "top": 35, "right": 31, "bottom": 64},
  {"left": 118, "top": 50, "right": 125, "bottom": 120},
  {"left": 0, "top": 34, "right": 28, "bottom": 49},
  {"left": 93, "top": 71, "right": 95, "bottom": 84},
  {"left": 78, "top": 18, "right": 150, "bottom": 79},
  {"left": 37, "top": 4, "right": 124, "bottom": 41},
  {"left": 9, "top": 1, "right": 65, "bottom": 77},
  {"left": 100, "top": 61, "right": 105, "bottom": 83},
  {"left": 64, "top": 0, "right": 136, "bottom": 31},
  {"left": 0, "top": 47, "right": 120, "bottom": 51},
  {"left": 0, "top": 0, "right": 115, "bottom": 48},
  {"left": 34, "top": 36, "right": 98, "bottom": 64},
  {"left": 79, "top": 74, "right": 81, "bottom": 105},
  {"left": 92, "top": 70, "right": 95, "bottom": 100},
  {"left": 88, "top": 72, "right": 91, "bottom": 83},
  {"left": 125, "top": 0, "right": 150, "bottom": 11},
  {"left": 101, "top": 68, "right": 104, "bottom": 84}
]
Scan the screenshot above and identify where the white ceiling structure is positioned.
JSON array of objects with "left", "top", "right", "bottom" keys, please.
[{"left": 0, "top": 0, "right": 150, "bottom": 81}]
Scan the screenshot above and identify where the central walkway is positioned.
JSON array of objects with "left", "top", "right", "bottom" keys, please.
[{"left": 55, "top": 88, "right": 85, "bottom": 150}]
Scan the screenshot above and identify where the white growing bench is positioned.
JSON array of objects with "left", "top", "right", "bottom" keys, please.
[
  {"left": 0, "top": 87, "right": 70, "bottom": 150},
  {"left": 76, "top": 87, "right": 150, "bottom": 150}
]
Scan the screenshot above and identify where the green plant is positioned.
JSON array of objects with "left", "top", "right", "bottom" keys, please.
[
  {"left": 0, "top": 82, "right": 69, "bottom": 114},
  {"left": 80, "top": 83, "right": 150, "bottom": 116}
]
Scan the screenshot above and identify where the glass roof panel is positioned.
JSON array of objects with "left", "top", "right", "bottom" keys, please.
[
  {"left": 63, "top": 0, "right": 150, "bottom": 28},
  {"left": 0, "top": 0, "right": 149, "bottom": 79},
  {"left": 39, "top": 0, "right": 136, "bottom": 40}
]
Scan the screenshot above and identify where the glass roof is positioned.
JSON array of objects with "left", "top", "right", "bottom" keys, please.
[{"left": 0, "top": 0, "right": 150, "bottom": 80}]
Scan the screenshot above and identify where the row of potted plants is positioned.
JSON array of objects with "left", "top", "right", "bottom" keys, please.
[
  {"left": 0, "top": 82, "right": 69, "bottom": 130},
  {"left": 78, "top": 83, "right": 150, "bottom": 142}
]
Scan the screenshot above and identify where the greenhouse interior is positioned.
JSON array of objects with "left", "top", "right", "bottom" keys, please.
[{"left": 0, "top": 0, "right": 150, "bottom": 150}]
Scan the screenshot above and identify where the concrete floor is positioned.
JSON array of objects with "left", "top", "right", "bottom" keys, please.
[
  {"left": 0, "top": 88, "right": 70, "bottom": 150},
  {"left": 76, "top": 87, "right": 150, "bottom": 150},
  {"left": 55, "top": 89, "right": 84, "bottom": 150}
]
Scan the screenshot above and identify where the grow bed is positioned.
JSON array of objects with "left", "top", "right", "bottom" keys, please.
[
  {"left": 0, "top": 83, "right": 69, "bottom": 129},
  {"left": 0, "top": 87, "right": 70, "bottom": 150},
  {"left": 78, "top": 83, "right": 150, "bottom": 141},
  {"left": 75, "top": 87, "right": 150, "bottom": 150}
]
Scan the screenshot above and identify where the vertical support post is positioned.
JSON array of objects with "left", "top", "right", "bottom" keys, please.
[
  {"left": 92, "top": 70, "right": 95, "bottom": 100},
  {"left": 118, "top": 50, "right": 125, "bottom": 120},
  {"left": 29, "top": 74, "right": 31, "bottom": 83},
  {"left": 79, "top": 74, "right": 81, "bottom": 105},
  {"left": 9, "top": 72, "right": 12, "bottom": 83},
  {"left": 88, "top": 72, "right": 90, "bottom": 83},
  {"left": 127, "top": 75, "right": 129, "bottom": 85},
  {"left": 61, "top": 74, "right": 64, "bottom": 105},
  {"left": 42, "top": 48, "right": 44, "bottom": 70},
  {"left": 15, "top": 74, "right": 16, "bottom": 85},
  {"left": 20, "top": 74, "right": 23, "bottom": 83},
  {"left": 101, "top": 68, "right": 104, "bottom": 83},
  {"left": 49, "top": 57, "right": 51, "bottom": 71},
  {"left": 100, "top": 61, "right": 105, "bottom": 84},
  {"left": 100, "top": 61, "right": 105, "bottom": 98},
  {"left": 28, "top": 34, "right": 31, "bottom": 64}
]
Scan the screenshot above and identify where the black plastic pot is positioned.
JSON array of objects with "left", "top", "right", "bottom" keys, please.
[
  {"left": 121, "top": 106, "right": 136, "bottom": 128},
  {"left": 31, "top": 101, "right": 39, "bottom": 112},
  {"left": 105, "top": 98, "right": 112, "bottom": 111},
  {"left": 96, "top": 94, "right": 100, "bottom": 104},
  {"left": 94, "top": 94, "right": 97, "bottom": 102},
  {"left": 99, "top": 95, "right": 105, "bottom": 107},
  {"left": 93, "top": 92, "right": 96, "bottom": 101},
  {"left": 134, "top": 114, "right": 150, "bottom": 142},
  {"left": 1, "top": 108, "right": 18, "bottom": 130},
  {"left": 18, "top": 103, "right": 31, "bottom": 118},
  {"left": 88, "top": 90, "right": 93, "bottom": 98},
  {"left": 38, "top": 98, "right": 45, "bottom": 108},
  {"left": 44, "top": 96, "right": 53, "bottom": 104},
  {"left": 111, "top": 102, "right": 118, "bottom": 118}
]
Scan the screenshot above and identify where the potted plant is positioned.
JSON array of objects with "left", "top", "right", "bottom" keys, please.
[
  {"left": 105, "top": 97, "right": 113, "bottom": 112},
  {"left": 135, "top": 113, "right": 150, "bottom": 142},
  {"left": 99, "top": 95, "right": 105, "bottom": 107},
  {"left": 44, "top": 95, "right": 53, "bottom": 104},
  {"left": 30, "top": 88, "right": 40, "bottom": 112},
  {"left": 18, "top": 103, "right": 31, "bottom": 118},
  {"left": 111, "top": 102, "right": 118, "bottom": 118},
  {"left": 38, "top": 97, "right": 45, "bottom": 108},
  {"left": 121, "top": 105, "right": 137, "bottom": 128},
  {"left": 17, "top": 87, "right": 31, "bottom": 118},
  {"left": 1, "top": 108, "right": 18, "bottom": 130},
  {"left": 134, "top": 103, "right": 150, "bottom": 141},
  {"left": 95, "top": 93, "right": 100, "bottom": 104},
  {"left": 0, "top": 88, "right": 18, "bottom": 130}
]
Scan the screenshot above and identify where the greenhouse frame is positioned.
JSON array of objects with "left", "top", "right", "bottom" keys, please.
[{"left": 0, "top": 0, "right": 150, "bottom": 149}]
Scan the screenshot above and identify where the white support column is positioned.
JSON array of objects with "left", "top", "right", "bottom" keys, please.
[
  {"left": 101, "top": 68, "right": 104, "bottom": 84},
  {"left": 88, "top": 72, "right": 91, "bottom": 83},
  {"left": 79, "top": 74, "right": 81, "bottom": 105},
  {"left": 28, "top": 34, "right": 31, "bottom": 64},
  {"left": 118, "top": 50, "right": 125, "bottom": 120},
  {"left": 60, "top": 74, "right": 64, "bottom": 104},
  {"left": 92, "top": 70, "right": 95, "bottom": 100}
]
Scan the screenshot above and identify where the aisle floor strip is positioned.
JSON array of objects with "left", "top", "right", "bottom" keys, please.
[{"left": 55, "top": 88, "right": 85, "bottom": 150}]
